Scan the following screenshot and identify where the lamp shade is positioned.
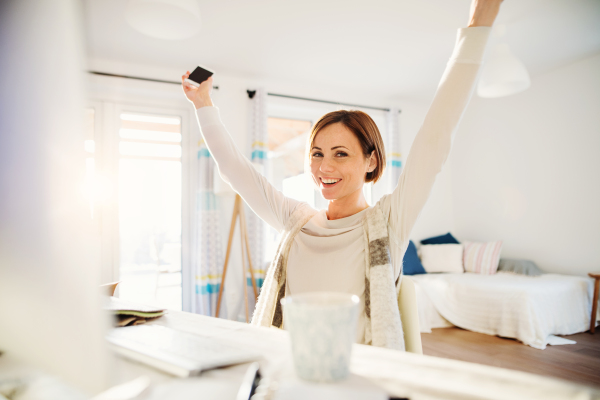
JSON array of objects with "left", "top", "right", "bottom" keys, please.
[
  {"left": 126, "top": 0, "right": 201, "bottom": 40},
  {"left": 478, "top": 43, "right": 531, "bottom": 98}
]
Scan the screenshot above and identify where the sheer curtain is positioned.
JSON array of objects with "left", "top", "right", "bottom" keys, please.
[
  {"left": 246, "top": 88, "right": 268, "bottom": 313},
  {"left": 190, "top": 140, "right": 224, "bottom": 316},
  {"left": 372, "top": 108, "right": 402, "bottom": 203},
  {"left": 385, "top": 108, "right": 403, "bottom": 186},
  {"left": 190, "top": 89, "right": 269, "bottom": 320}
]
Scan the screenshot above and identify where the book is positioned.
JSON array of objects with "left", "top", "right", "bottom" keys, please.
[{"left": 104, "top": 296, "right": 166, "bottom": 327}]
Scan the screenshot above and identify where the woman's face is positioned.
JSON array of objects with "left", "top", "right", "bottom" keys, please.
[{"left": 310, "top": 122, "right": 375, "bottom": 201}]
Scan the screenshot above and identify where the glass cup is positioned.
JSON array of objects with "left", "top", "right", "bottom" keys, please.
[{"left": 281, "top": 292, "right": 359, "bottom": 382}]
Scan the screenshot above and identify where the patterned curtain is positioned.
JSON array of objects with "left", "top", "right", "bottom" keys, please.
[
  {"left": 246, "top": 88, "right": 268, "bottom": 312},
  {"left": 191, "top": 140, "right": 224, "bottom": 317},
  {"left": 385, "top": 108, "right": 403, "bottom": 187},
  {"left": 372, "top": 108, "right": 402, "bottom": 203}
]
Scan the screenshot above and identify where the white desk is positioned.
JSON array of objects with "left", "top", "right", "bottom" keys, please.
[{"left": 109, "top": 310, "right": 599, "bottom": 400}]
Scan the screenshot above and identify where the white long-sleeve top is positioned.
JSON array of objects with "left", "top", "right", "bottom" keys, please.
[{"left": 196, "top": 27, "right": 490, "bottom": 343}]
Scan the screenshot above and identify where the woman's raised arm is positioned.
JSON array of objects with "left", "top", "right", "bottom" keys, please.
[
  {"left": 379, "top": 0, "right": 502, "bottom": 246},
  {"left": 468, "top": 0, "right": 503, "bottom": 28},
  {"left": 182, "top": 73, "right": 303, "bottom": 232}
]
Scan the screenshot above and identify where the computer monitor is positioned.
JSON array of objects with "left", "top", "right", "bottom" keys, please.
[{"left": 0, "top": 0, "right": 110, "bottom": 395}]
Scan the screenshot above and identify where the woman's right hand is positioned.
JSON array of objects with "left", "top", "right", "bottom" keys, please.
[
  {"left": 181, "top": 71, "right": 214, "bottom": 109},
  {"left": 468, "top": 0, "right": 503, "bottom": 27}
]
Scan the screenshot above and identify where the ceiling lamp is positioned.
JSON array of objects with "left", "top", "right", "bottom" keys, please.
[
  {"left": 126, "top": 0, "right": 201, "bottom": 40},
  {"left": 477, "top": 42, "right": 531, "bottom": 98}
]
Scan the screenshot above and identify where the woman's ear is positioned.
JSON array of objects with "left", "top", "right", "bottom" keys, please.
[{"left": 368, "top": 150, "right": 377, "bottom": 173}]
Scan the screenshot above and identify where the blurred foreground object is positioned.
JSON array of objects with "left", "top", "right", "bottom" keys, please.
[{"left": 0, "top": 0, "right": 110, "bottom": 395}]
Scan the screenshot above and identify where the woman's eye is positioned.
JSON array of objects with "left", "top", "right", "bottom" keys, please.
[
  {"left": 312, "top": 152, "right": 323, "bottom": 158},
  {"left": 335, "top": 152, "right": 348, "bottom": 157}
]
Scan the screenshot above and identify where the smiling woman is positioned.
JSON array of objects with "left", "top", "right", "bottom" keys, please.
[
  {"left": 182, "top": 0, "right": 503, "bottom": 349},
  {"left": 308, "top": 110, "right": 385, "bottom": 220}
]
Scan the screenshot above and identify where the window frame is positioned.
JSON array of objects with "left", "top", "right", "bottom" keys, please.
[{"left": 89, "top": 100, "right": 195, "bottom": 311}]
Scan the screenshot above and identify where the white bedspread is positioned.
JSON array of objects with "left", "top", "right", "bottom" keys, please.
[
  {"left": 411, "top": 272, "right": 596, "bottom": 349},
  {"left": 414, "top": 278, "right": 453, "bottom": 332}
]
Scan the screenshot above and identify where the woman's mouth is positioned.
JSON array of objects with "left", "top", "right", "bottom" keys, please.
[{"left": 320, "top": 177, "right": 341, "bottom": 187}]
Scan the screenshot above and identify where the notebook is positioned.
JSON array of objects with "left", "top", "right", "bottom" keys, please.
[{"left": 104, "top": 296, "right": 166, "bottom": 326}]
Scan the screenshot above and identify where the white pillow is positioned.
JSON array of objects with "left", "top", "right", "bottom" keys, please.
[{"left": 419, "top": 244, "right": 464, "bottom": 273}]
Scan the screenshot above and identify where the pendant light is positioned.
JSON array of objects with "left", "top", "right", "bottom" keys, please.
[
  {"left": 126, "top": 0, "right": 201, "bottom": 40},
  {"left": 478, "top": 25, "right": 531, "bottom": 98}
]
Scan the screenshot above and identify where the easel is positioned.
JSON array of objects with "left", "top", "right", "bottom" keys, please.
[{"left": 216, "top": 194, "right": 259, "bottom": 322}]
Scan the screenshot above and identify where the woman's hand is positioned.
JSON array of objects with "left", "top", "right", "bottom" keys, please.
[
  {"left": 468, "top": 0, "right": 503, "bottom": 27},
  {"left": 181, "top": 71, "right": 214, "bottom": 109}
]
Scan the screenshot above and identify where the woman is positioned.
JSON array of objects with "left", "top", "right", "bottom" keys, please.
[{"left": 182, "top": 0, "right": 503, "bottom": 350}]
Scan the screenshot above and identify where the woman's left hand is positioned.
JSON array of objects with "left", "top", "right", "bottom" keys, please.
[
  {"left": 181, "top": 71, "right": 214, "bottom": 109},
  {"left": 468, "top": 0, "right": 503, "bottom": 27}
]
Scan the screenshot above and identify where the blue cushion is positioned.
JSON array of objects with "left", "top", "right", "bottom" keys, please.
[
  {"left": 420, "top": 232, "right": 460, "bottom": 245},
  {"left": 403, "top": 240, "right": 426, "bottom": 275}
]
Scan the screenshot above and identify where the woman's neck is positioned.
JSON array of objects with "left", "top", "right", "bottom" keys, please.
[{"left": 326, "top": 189, "right": 369, "bottom": 220}]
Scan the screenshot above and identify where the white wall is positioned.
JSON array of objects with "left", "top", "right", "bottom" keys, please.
[{"left": 450, "top": 53, "right": 600, "bottom": 276}]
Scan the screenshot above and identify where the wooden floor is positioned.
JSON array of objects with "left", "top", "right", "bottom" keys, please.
[{"left": 422, "top": 327, "right": 600, "bottom": 389}]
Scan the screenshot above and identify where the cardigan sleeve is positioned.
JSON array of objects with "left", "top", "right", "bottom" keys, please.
[
  {"left": 378, "top": 27, "right": 491, "bottom": 247},
  {"left": 196, "top": 107, "right": 303, "bottom": 233}
]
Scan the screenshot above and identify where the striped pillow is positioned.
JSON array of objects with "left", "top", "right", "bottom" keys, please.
[{"left": 463, "top": 241, "right": 503, "bottom": 274}]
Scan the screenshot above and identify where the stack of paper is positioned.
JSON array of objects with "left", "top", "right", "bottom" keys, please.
[{"left": 104, "top": 297, "right": 166, "bottom": 327}]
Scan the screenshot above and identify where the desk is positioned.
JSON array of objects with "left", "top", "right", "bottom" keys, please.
[{"left": 110, "top": 311, "right": 599, "bottom": 400}]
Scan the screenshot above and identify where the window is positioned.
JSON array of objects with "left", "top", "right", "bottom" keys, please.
[
  {"left": 267, "top": 117, "right": 314, "bottom": 204},
  {"left": 117, "top": 112, "right": 183, "bottom": 311},
  {"left": 84, "top": 101, "right": 191, "bottom": 311}
]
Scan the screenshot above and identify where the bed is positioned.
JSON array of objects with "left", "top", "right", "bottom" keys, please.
[{"left": 411, "top": 272, "right": 598, "bottom": 349}]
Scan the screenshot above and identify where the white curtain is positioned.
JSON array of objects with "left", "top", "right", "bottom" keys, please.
[
  {"left": 190, "top": 141, "right": 224, "bottom": 317},
  {"left": 190, "top": 89, "right": 269, "bottom": 321},
  {"left": 372, "top": 108, "right": 402, "bottom": 203},
  {"left": 245, "top": 88, "right": 269, "bottom": 313},
  {"left": 385, "top": 107, "right": 403, "bottom": 186}
]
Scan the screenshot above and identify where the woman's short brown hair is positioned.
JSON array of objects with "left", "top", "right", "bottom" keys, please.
[{"left": 308, "top": 110, "right": 386, "bottom": 184}]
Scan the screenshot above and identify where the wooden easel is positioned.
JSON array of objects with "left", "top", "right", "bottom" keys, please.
[{"left": 215, "top": 194, "right": 259, "bottom": 322}]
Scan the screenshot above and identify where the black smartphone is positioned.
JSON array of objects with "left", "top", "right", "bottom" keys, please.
[{"left": 185, "top": 65, "right": 214, "bottom": 87}]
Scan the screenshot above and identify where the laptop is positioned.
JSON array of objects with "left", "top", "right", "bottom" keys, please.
[{"left": 106, "top": 324, "right": 261, "bottom": 378}]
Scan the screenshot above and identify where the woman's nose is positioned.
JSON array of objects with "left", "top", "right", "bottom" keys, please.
[{"left": 319, "top": 157, "right": 335, "bottom": 173}]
